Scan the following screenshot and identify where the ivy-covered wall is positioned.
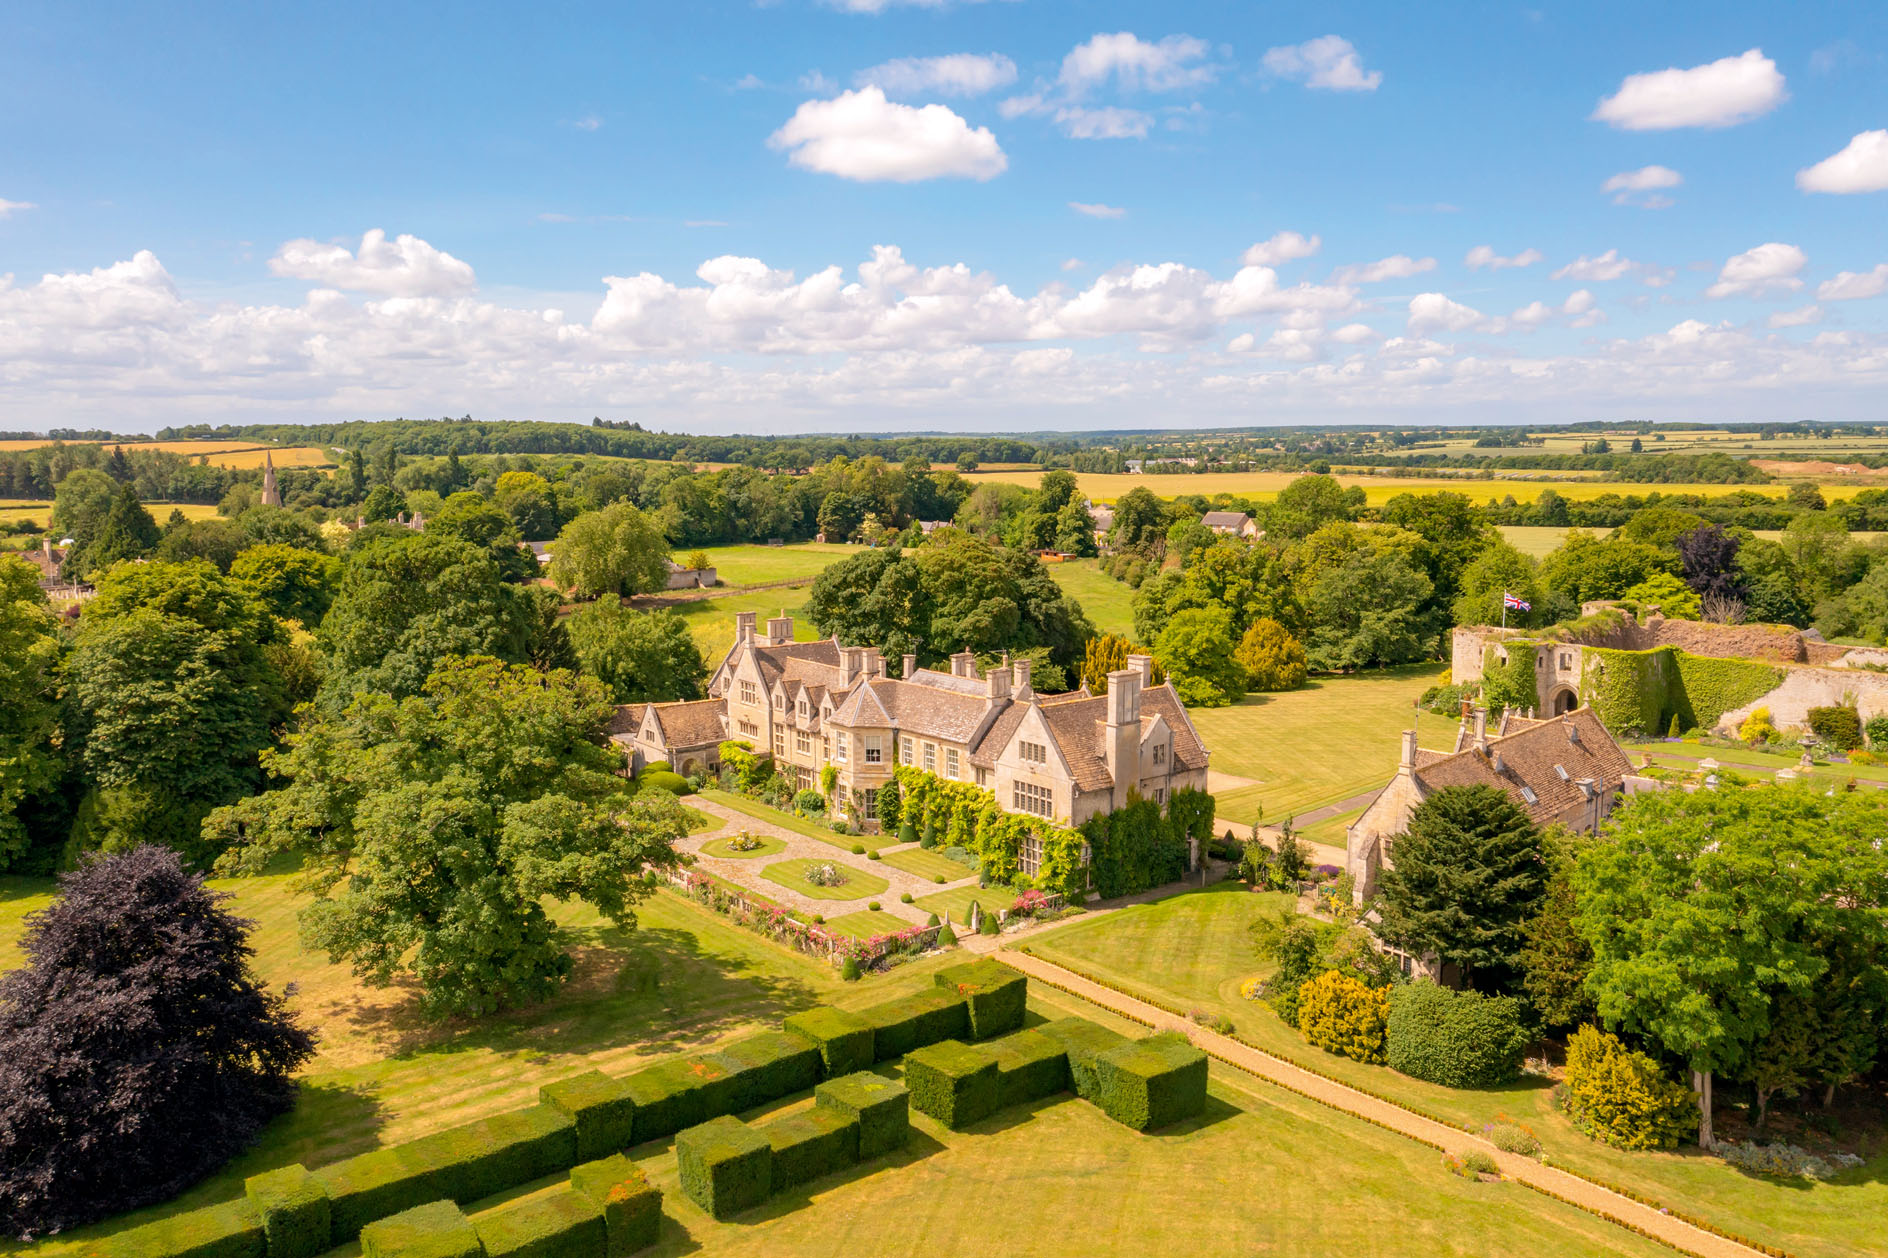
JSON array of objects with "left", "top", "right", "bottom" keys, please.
[
  {"left": 892, "top": 767, "right": 1087, "bottom": 897},
  {"left": 1579, "top": 646, "right": 1786, "bottom": 736},
  {"left": 1078, "top": 785, "right": 1213, "bottom": 900},
  {"left": 1481, "top": 642, "right": 1539, "bottom": 714}
]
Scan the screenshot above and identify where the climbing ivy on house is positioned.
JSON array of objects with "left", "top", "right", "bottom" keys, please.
[
  {"left": 1669, "top": 654, "right": 1787, "bottom": 732},
  {"left": 1079, "top": 788, "right": 1214, "bottom": 899},
  {"left": 892, "top": 766, "right": 1086, "bottom": 897}
]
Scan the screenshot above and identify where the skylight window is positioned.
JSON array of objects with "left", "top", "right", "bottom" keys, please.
[{"left": 1519, "top": 785, "right": 1538, "bottom": 805}]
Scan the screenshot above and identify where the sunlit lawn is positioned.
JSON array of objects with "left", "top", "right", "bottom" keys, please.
[
  {"left": 699, "top": 834, "right": 787, "bottom": 860},
  {"left": 1044, "top": 558, "right": 1136, "bottom": 640},
  {"left": 1024, "top": 881, "right": 1888, "bottom": 1258},
  {"left": 877, "top": 846, "right": 971, "bottom": 882},
  {"left": 913, "top": 883, "right": 1016, "bottom": 924},
  {"left": 698, "top": 790, "right": 856, "bottom": 851},
  {"left": 760, "top": 858, "right": 890, "bottom": 902},
  {"left": 669, "top": 587, "right": 816, "bottom": 663},
  {"left": 688, "top": 542, "right": 862, "bottom": 587},
  {"left": 1189, "top": 664, "right": 1453, "bottom": 829}
]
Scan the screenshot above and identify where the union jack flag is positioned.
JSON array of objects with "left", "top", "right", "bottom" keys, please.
[{"left": 1503, "top": 592, "right": 1531, "bottom": 611}]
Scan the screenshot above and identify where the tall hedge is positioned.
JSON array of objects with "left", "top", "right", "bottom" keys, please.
[{"left": 1384, "top": 982, "right": 1529, "bottom": 1088}]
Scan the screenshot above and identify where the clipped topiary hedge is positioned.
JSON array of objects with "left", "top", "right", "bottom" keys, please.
[
  {"left": 763, "top": 1106, "right": 860, "bottom": 1190},
  {"left": 568, "top": 1155, "right": 662, "bottom": 1258},
  {"left": 1808, "top": 704, "right": 1864, "bottom": 750},
  {"left": 105, "top": 1197, "right": 265, "bottom": 1258},
  {"left": 358, "top": 1200, "right": 480, "bottom": 1258},
  {"left": 985, "top": 1027, "right": 1070, "bottom": 1108},
  {"left": 1035, "top": 1016, "right": 1131, "bottom": 1102},
  {"left": 782, "top": 1006, "right": 876, "bottom": 1079},
  {"left": 414, "top": 1105, "right": 578, "bottom": 1205},
  {"left": 903, "top": 1040, "right": 1001, "bottom": 1130},
  {"left": 675, "top": 1116, "right": 773, "bottom": 1220},
  {"left": 1092, "top": 1032, "right": 1208, "bottom": 1131},
  {"left": 857, "top": 987, "right": 969, "bottom": 1061},
  {"left": 932, "top": 960, "right": 1027, "bottom": 1040},
  {"left": 244, "top": 1164, "right": 330, "bottom": 1258},
  {"left": 1385, "top": 982, "right": 1530, "bottom": 1088},
  {"left": 813, "top": 1072, "right": 911, "bottom": 1160},
  {"left": 540, "top": 1070, "right": 639, "bottom": 1162},
  {"left": 624, "top": 1056, "right": 736, "bottom": 1145},
  {"left": 474, "top": 1189, "right": 607, "bottom": 1258},
  {"left": 315, "top": 1146, "right": 442, "bottom": 1241},
  {"left": 701, "top": 1029, "right": 822, "bottom": 1112},
  {"left": 638, "top": 769, "right": 691, "bottom": 796}
]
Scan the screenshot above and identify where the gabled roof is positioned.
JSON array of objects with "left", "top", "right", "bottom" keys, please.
[
  {"left": 1200, "top": 510, "right": 1252, "bottom": 530},
  {"left": 906, "top": 667, "right": 989, "bottom": 696},
  {"left": 645, "top": 699, "right": 727, "bottom": 749},
  {"left": 607, "top": 704, "right": 647, "bottom": 737},
  {"left": 1412, "top": 707, "right": 1632, "bottom": 823}
]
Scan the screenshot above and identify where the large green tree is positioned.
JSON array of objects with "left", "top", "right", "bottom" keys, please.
[
  {"left": 1380, "top": 491, "right": 1494, "bottom": 608},
  {"left": 1265, "top": 474, "right": 1364, "bottom": 540},
  {"left": 1575, "top": 785, "right": 1888, "bottom": 1145},
  {"left": 1154, "top": 607, "right": 1245, "bottom": 706},
  {"left": 566, "top": 601, "right": 707, "bottom": 702},
  {"left": 208, "top": 655, "right": 685, "bottom": 1018},
  {"left": 67, "top": 560, "right": 285, "bottom": 863},
  {"left": 1301, "top": 548, "right": 1437, "bottom": 671},
  {"left": 230, "top": 544, "right": 343, "bottom": 627},
  {"left": 318, "top": 533, "right": 528, "bottom": 703},
  {"left": 1375, "top": 785, "right": 1546, "bottom": 992},
  {"left": 73, "top": 484, "right": 161, "bottom": 577},
  {"left": 547, "top": 501, "right": 670, "bottom": 601},
  {"left": 0, "top": 557, "right": 64, "bottom": 871}
]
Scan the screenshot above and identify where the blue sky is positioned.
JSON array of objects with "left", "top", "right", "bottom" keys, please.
[{"left": 2, "top": 1, "right": 1886, "bottom": 432}]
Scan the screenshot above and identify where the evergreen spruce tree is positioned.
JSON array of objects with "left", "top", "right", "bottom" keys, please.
[
  {"left": 1375, "top": 785, "right": 1547, "bottom": 992},
  {"left": 1520, "top": 832, "right": 1595, "bottom": 1030}
]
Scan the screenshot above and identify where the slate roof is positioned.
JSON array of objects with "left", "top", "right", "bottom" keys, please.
[
  {"left": 1200, "top": 510, "right": 1252, "bottom": 532},
  {"left": 648, "top": 699, "right": 728, "bottom": 749},
  {"left": 607, "top": 704, "right": 647, "bottom": 737},
  {"left": 1412, "top": 707, "right": 1632, "bottom": 824}
]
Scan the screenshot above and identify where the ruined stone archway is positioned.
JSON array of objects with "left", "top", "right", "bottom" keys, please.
[{"left": 1551, "top": 687, "right": 1578, "bottom": 716}]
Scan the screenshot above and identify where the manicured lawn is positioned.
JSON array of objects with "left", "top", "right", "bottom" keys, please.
[
  {"left": 680, "top": 804, "right": 716, "bottom": 834},
  {"left": 818, "top": 909, "right": 900, "bottom": 940},
  {"left": 1024, "top": 882, "right": 1888, "bottom": 1258},
  {"left": 690, "top": 542, "right": 863, "bottom": 587},
  {"left": 877, "top": 845, "right": 973, "bottom": 882},
  {"left": 699, "top": 790, "right": 856, "bottom": 850},
  {"left": 1044, "top": 558, "right": 1136, "bottom": 640},
  {"left": 1190, "top": 665, "right": 1454, "bottom": 828},
  {"left": 670, "top": 586, "right": 817, "bottom": 664},
  {"left": 699, "top": 834, "right": 787, "bottom": 860},
  {"left": 913, "top": 883, "right": 1015, "bottom": 924},
  {"left": 760, "top": 858, "right": 890, "bottom": 902},
  {"left": 1625, "top": 739, "right": 1888, "bottom": 787},
  {"left": 0, "top": 877, "right": 55, "bottom": 971}
]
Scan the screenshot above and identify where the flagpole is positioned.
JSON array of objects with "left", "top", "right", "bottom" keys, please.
[{"left": 1501, "top": 593, "right": 1506, "bottom": 631}]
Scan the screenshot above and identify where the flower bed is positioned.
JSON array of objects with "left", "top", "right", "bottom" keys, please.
[{"left": 805, "top": 862, "right": 849, "bottom": 888}]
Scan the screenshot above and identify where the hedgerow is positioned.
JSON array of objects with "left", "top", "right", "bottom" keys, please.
[
  {"left": 1091, "top": 1032, "right": 1209, "bottom": 1131},
  {"left": 568, "top": 1155, "right": 662, "bottom": 1258},
  {"left": 539, "top": 1070, "right": 639, "bottom": 1162},
  {"left": 933, "top": 959, "right": 1027, "bottom": 1039},
  {"left": 782, "top": 1006, "right": 876, "bottom": 1078},
  {"left": 763, "top": 1107, "right": 860, "bottom": 1190},
  {"left": 857, "top": 986, "right": 969, "bottom": 1060},
  {"left": 986, "top": 1027, "right": 1071, "bottom": 1107},
  {"left": 904, "top": 1040, "right": 1001, "bottom": 1130},
  {"left": 675, "top": 1116, "right": 772, "bottom": 1220},
  {"left": 700, "top": 1029, "right": 821, "bottom": 1112},
  {"left": 473, "top": 1189, "right": 606, "bottom": 1258},
  {"left": 358, "top": 1201, "right": 480, "bottom": 1258},
  {"left": 243, "top": 1164, "right": 329, "bottom": 1258},
  {"left": 814, "top": 1072, "right": 911, "bottom": 1159}
]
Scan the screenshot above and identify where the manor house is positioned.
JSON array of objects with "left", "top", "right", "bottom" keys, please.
[{"left": 613, "top": 612, "right": 1211, "bottom": 868}]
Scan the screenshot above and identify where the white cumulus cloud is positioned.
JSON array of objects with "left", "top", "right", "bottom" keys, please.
[
  {"left": 769, "top": 87, "right": 1007, "bottom": 182},
  {"left": 1797, "top": 130, "right": 1888, "bottom": 195},
  {"left": 1465, "top": 245, "right": 1543, "bottom": 271},
  {"left": 1332, "top": 255, "right": 1436, "bottom": 285},
  {"left": 1769, "top": 306, "right": 1823, "bottom": 328},
  {"left": 1591, "top": 48, "right": 1786, "bottom": 130},
  {"left": 1069, "top": 202, "right": 1126, "bottom": 219},
  {"left": 1704, "top": 242, "right": 1807, "bottom": 299},
  {"left": 1261, "top": 35, "right": 1381, "bottom": 91},
  {"left": 1244, "top": 232, "right": 1322, "bottom": 267},
  {"left": 1407, "top": 293, "right": 1486, "bottom": 335},
  {"left": 1602, "top": 165, "right": 1683, "bottom": 208},
  {"left": 1054, "top": 106, "right": 1152, "bottom": 139},
  {"left": 1058, "top": 32, "right": 1216, "bottom": 94},
  {"left": 1818, "top": 264, "right": 1888, "bottom": 302},
  {"left": 1552, "top": 249, "right": 1637, "bottom": 282},
  {"left": 856, "top": 53, "right": 1018, "bottom": 97},
  {"left": 268, "top": 229, "right": 476, "bottom": 297},
  {"left": 0, "top": 198, "right": 36, "bottom": 218}
]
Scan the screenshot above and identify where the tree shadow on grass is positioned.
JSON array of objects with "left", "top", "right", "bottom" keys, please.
[{"left": 325, "top": 919, "right": 824, "bottom": 1064}]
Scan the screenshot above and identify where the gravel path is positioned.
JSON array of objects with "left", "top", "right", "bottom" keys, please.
[
  {"left": 681, "top": 796, "right": 983, "bottom": 929},
  {"left": 998, "top": 949, "right": 1770, "bottom": 1258}
]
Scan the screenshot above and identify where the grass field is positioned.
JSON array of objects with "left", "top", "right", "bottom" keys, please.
[
  {"left": 913, "top": 883, "right": 1016, "bottom": 923},
  {"left": 699, "top": 834, "right": 787, "bottom": 860},
  {"left": 1024, "top": 881, "right": 1888, "bottom": 1258},
  {"left": 1189, "top": 664, "right": 1454, "bottom": 829},
  {"left": 698, "top": 791, "right": 855, "bottom": 851},
  {"left": 689, "top": 542, "right": 862, "bottom": 587},
  {"left": 0, "top": 867, "right": 1706, "bottom": 1258},
  {"left": 877, "top": 846, "right": 972, "bottom": 882},
  {"left": 760, "top": 858, "right": 890, "bottom": 901},
  {"left": 1044, "top": 558, "right": 1136, "bottom": 639},
  {"left": 961, "top": 468, "right": 1865, "bottom": 507},
  {"left": 0, "top": 500, "right": 224, "bottom": 528},
  {"left": 669, "top": 587, "right": 817, "bottom": 663},
  {"left": 817, "top": 909, "right": 900, "bottom": 940}
]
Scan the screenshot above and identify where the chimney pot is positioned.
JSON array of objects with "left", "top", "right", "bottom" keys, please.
[
  {"left": 902, "top": 652, "right": 916, "bottom": 679},
  {"left": 1013, "top": 657, "right": 1033, "bottom": 698},
  {"left": 1399, "top": 728, "right": 1418, "bottom": 771}
]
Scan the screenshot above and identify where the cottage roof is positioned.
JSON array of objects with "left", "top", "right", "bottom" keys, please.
[
  {"left": 647, "top": 699, "right": 728, "bottom": 749},
  {"left": 1412, "top": 707, "right": 1632, "bottom": 823},
  {"left": 607, "top": 703, "right": 646, "bottom": 737},
  {"left": 1200, "top": 510, "right": 1251, "bottom": 531}
]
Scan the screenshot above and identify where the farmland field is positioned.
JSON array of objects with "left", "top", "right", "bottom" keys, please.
[
  {"left": 0, "top": 500, "right": 222, "bottom": 528},
  {"left": 961, "top": 467, "right": 1862, "bottom": 506}
]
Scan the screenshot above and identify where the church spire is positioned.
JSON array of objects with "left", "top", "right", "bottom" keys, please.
[{"left": 259, "top": 450, "right": 282, "bottom": 507}]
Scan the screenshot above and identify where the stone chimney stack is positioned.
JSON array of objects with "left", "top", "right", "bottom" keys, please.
[
  {"left": 839, "top": 647, "right": 861, "bottom": 689},
  {"left": 1012, "top": 657, "right": 1033, "bottom": 698},
  {"left": 765, "top": 613, "right": 794, "bottom": 645},
  {"left": 1126, "top": 653, "right": 1156, "bottom": 687},
  {"left": 736, "top": 611, "right": 757, "bottom": 644},
  {"left": 950, "top": 650, "right": 977, "bottom": 678},
  {"left": 863, "top": 647, "right": 883, "bottom": 678},
  {"left": 985, "top": 660, "right": 1011, "bottom": 704},
  {"left": 1473, "top": 707, "right": 1490, "bottom": 753},
  {"left": 902, "top": 652, "right": 917, "bottom": 679},
  {"left": 1105, "top": 669, "right": 1143, "bottom": 809},
  {"left": 1399, "top": 728, "right": 1418, "bottom": 772}
]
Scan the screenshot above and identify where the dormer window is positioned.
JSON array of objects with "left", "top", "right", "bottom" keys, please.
[{"left": 797, "top": 700, "right": 809, "bottom": 719}]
